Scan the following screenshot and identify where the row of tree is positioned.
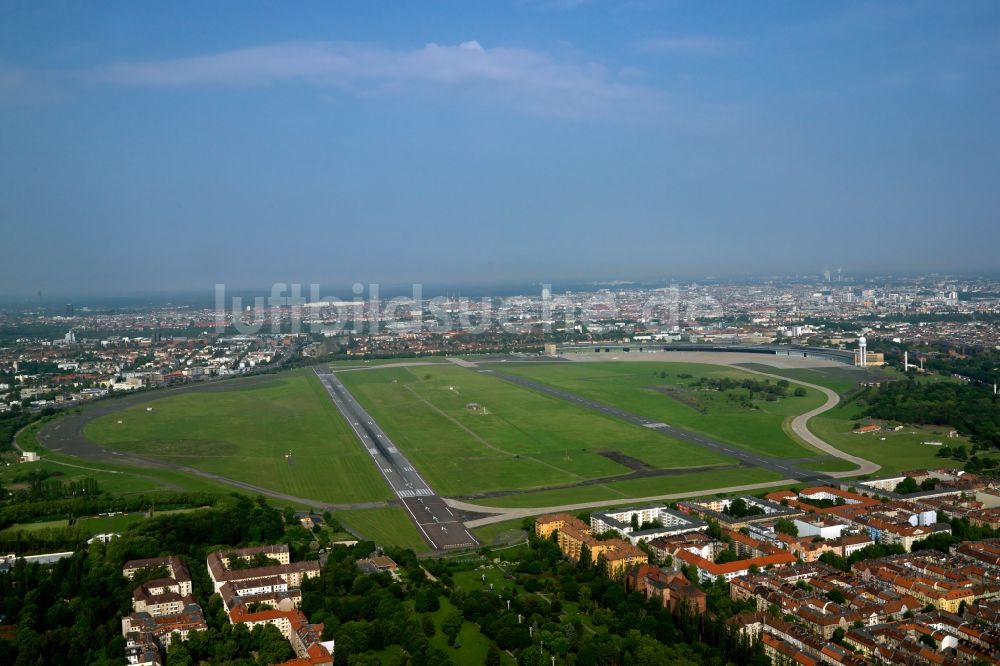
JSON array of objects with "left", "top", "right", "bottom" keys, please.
[{"left": 859, "top": 378, "right": 1000, "bottom": 449}]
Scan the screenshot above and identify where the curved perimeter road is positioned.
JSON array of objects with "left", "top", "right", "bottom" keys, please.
[{"left": 734, "top": 365, "right": 881, "bottom": 478}]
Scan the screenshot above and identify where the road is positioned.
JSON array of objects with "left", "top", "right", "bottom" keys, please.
[
  {"left": 734, "top": 365, "right": 881, "bottom": 477},
  {"left": 313, "top": 368, "right": 479, "bottom": 550},
  {"left": 449, "top": 477, "right": 800, "bottom": 527}
]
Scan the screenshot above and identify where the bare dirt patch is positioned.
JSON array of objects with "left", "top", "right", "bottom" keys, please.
[{"left": 648, "top": 385, "right": 707, "bottom": 413}]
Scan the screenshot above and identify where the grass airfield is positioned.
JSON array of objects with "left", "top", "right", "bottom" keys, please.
[
  {"left": 83, "top": 373, "right": 393, "bottom": 505},
  {"left": 79, "top": 357, "right": 856, "bottom": 510},
  {"left": 69, "top": 351, "right": 955, "bottom": 546},
  {"left": 490, "top": 361, "right": 826, "bottom": 460},
  {"left": 338, "top": 364, "right": 734, "bottom": 498}
]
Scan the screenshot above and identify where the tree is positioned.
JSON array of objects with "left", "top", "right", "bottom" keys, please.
[
  {"left": 774, "top": 519, "right": 798, "bottom": 537},
  {"left": 254, "top": 624, "right": 295, "bottom": 664},
  {"left": 442, "top": 611, "right": 463, "bottom": 647},
  {"left": 910, "top": 532, "right": 958, "bottom": 554},
  {"left": 166, "top": 641, "right": 194, "bottom": 666},
  {"left": 714, "top": 549, "right": 739, "bottom": 565},
  {"left": 422, "top": 614, "right": 436, "bottom": 637},
  {"left": 826, "top": 589, "right": 846, "bottom": 604},
  {"left": 415, "top": 588, "right": 440, "bottom": 613},
  {"left": 485, "top": 643, "right": 502, "bottom": 666}
]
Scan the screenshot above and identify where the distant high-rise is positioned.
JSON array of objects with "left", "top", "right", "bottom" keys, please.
[{"left": 64, "top": 303, "right": 74, "bottom": 317}]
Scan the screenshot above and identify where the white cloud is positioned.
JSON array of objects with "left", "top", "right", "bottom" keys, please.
[
  {"left": 99, "top": 40, "right": 660, "bottom": 119},
  {"left": 638, "top": 36, "right": 742, "bottom": 56}
]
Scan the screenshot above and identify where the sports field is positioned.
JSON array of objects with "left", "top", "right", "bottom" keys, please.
[
  {"left": 83, "top": 374, "right": 393, "bottom": 504},
  {"left": 338, "top": 364, "right": 734, "bottom": 498},
  {"left": 493, "top": 361, "right": 826, "bottom": 459}
]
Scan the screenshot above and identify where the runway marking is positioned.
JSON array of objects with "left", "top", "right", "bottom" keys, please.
[
  {"left": 644, "top": 422, "right": 669, "bottom": 429},
  {"left": 397, "top": 488, "right": 433, "bottom": 498},
  {"left": 398, "top": 497, "right": 440, "bottom": 547}
]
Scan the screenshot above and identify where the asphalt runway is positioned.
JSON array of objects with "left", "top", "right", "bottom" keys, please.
[
  {"left": 314, "top": 368, "right": 479, "bottom": 550},
  {"left": 477, "top": 367, "right": 835, "bottom": 486}
]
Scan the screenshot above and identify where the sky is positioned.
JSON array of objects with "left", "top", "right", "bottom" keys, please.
[{"left": 1, "top": 1, "right": 998, "bottom": 297}]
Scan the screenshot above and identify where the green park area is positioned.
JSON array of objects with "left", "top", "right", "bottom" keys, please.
[
  {"left": 493, "top": 361, "right": 826, "bottom": 459},
  {"left": 809, "top": 404, "right": 970, "bottom": 477},
  {"left": 738, "top": 362, "right": 972, "bottom": 477},
  {"left": 82, "top": 373, "right": 393, "bottom": 504},
  {"left": 339, "top": 364, "right": 733, "bottom": 499}
]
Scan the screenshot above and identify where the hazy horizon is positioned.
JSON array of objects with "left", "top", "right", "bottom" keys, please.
[{"left": 2, "top": 1, "right": 998, "bottom": 294}]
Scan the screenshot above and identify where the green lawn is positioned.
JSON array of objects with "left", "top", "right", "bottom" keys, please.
[
  {"left": 425, "top": 597, "right": 498, "bottom": 663},
  {"left": 340, "top": 365, "right": 731, "bottom": 497},
  {"left": 494, "top": 361, "right": 825, "bottom": 459},
  {"left": 335, "top": 506, "right": 430, "bottom": 553},
  {"left": 734, "top": 363, "right": 870, "bottom": 395},
  {"left": 2, "top": 507, "right": 209, "bottom": 537},
  {"left": 809, "top": 402, "right": 967, "bottom": 477},
  {"left": 453, "top": 567, "right": 516, "bottom": 595},
  {"left": 375, "top": 597, "right": 515, "bottom": 665},
  {"left": 328, "top": 357, "right": 449, "bottom": 369},
  {"left": 0, "top": 518, "right": 69, "bottom": 533},
  {"left": 472, "top": 519, "right": 529, "bottom": 546},
  {"left": 18, "top": 419, "right": 325, "bottom": 500},
  {"left": 3, "top": 447, "right": 229, "bottom": 499},
  {"left": 804, "top": 458, "right": 860, "bottom": 473},
  {"left": 83, "top": 373, "right": 393, "bottom": 504}
]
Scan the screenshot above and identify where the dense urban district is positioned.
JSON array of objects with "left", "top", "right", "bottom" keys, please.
[{"left": 1, "top": 275, "right": 999, "bottom": 665}]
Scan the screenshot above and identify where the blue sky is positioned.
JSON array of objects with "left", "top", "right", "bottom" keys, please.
[{"left": 1, "top": 1, "right": 998, "bottom": 295}]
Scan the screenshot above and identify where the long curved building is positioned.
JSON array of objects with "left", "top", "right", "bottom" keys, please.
[{"left": 556, "top": 342, "right": 856, "bottom": 365}]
